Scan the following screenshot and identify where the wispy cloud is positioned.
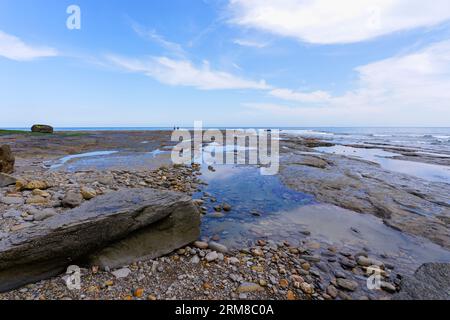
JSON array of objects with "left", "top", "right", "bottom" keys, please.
[
  {"left": 107, "top": 54, "right": 270, "bottom": 90},
  {"left": 233, "top": 38, "right": 269, "bottom": 48},
  {"left": 131, "top": 22, "right": 186, "bottom": 57},
  {"left": 0, "top": 30, "right": 58, "bottom": 61},
  {"left": 269, "top": 88, "right": 331, "bottom": 103},
  {"left": 228, "top": 0, "right": 450, "bottom": 44},
  {"left": 246, "top": 40, "right": 450, "bottom": 125}
]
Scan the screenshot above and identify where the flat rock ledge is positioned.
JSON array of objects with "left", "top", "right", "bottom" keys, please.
[
  {"left": 0, "top": 188, "right": 200, "bottom": 292},
  {"left": 395, "top": 263, "right": 450, "bottom": 300}
]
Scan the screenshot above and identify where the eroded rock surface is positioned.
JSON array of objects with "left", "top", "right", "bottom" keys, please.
[
  {"left": 395, "top": 263, "right": 450, "bottom": 300},
  {"left": 279, "top": 136, "right": 450, "bottom": 249},
  {"left": 0, "top": 188, "right": 200, "bottom": 292}
]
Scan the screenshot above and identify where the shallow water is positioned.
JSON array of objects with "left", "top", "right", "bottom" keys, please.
[
  {"left": 196, "top": 163, "right": 450, "bottom": 274},
  {"left": 48, "top": 144, "right": 450, "bottom": 275},
  {"left": 316, "top": 145, "right": 450, "bottom": 184},
  {"left": 48, "top": 149, "right": 172, "bottom": 172}
]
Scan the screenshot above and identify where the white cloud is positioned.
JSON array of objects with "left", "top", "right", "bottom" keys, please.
[
  {"left": 233, "top": 38, "right": 269, "bottom": 48},
  {"left": 107, "top": 55, "right": 270, "bottom": 90},
  {"left": 269, "top": 88, "right": 331, "bottom": 103},
  {"left": 229, "top": 0, "right": 450, "bottom": 44},
  {"left": 0, "top": 31, "right": 58, "bottom": 61},
  {"left": 246, "top": 40, "right": 450, "bottom": 125}
]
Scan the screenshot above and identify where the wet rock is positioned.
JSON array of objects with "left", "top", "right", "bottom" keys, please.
[
  {"left": 61, "top": 190, "right": 83, "bottom": 208},
  {"left": 208, "top": 242, "right": 228, "bottom": 253},
  {"left": 326, "top": 285, "right": 338, "bottom": 299},
  {"left": 80, "top": 187, "right": 96, "bottom": 200},
  {"left": 395, "top": 263, "right": 450, "bottom": 300},
  {"left": 0, "top": 145, "right": 14, "bottom": 174},
  {"left": 33, "top": 209, "right": 57, "bottom": 222},
  {"left": 194, "top": 241, "right": 208, "bottom": 249},
  {"left": 336, "top": 278, "right": 358, "bottom": 292},
  {"left": 0, "top": 188, "right": 200, "bottom": 292},
  {"left": 31, "top": 124, "right": 53, "bottom": 134},
  {"left": 222, "top": 203, "right": 232, "bottom": 212},
  {"left": 0, "top": 173, "right": 17, "bottom": 187},
  {"left": 0, "top": 196, "right": 24, "bottom": 205},
  {"left": 380, "top": 281, "right": 396, "bottom": 293}
]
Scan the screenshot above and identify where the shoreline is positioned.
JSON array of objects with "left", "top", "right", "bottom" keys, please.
[{"left": 1, "top": 130, "right": 449, "bottom": 300}]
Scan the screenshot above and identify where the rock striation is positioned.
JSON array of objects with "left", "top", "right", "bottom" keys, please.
[{"left": 0, "top": 188, "right": 200, "bottom": 292}]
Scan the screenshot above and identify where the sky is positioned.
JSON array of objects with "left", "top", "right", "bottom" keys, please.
[{"left": 1, "top": 0, "right": 450, "bottom": 127}]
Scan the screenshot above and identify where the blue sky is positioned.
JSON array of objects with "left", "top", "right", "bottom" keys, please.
[{"left": 1, "top": 0, "right": 450, "bottom": 127}]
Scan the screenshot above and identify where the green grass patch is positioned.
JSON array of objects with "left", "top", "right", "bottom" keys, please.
[{"left": 0, "top": 129, "right": 88, "bottom": 137}]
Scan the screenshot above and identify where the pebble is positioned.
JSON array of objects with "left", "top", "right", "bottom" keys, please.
[
  {"left": 111, "top": 268, "right": 131, "bottom": 279},
  {"left": 336, "top": 278, "right": 358, "bottom": 292},
  {"left": 190, "top": 255, "right": 200, "bottom": 264},
  {"left": 300, "top": 282, "right": 314, "bottom": 294},
  {"left": 205, "top": 251, "right": 219, "bottom": 262},
  {"left": 194, "top": 241, "right": 209, "bottom": 249},
  {"left": 208, "top": 241, "right": 228, "bottom": 253},
  {"left": 237, "top": 282, "right": 264, "bottom": 293},
  {"left": 380, "top": 282, "right": 396, "bottom": 293}
]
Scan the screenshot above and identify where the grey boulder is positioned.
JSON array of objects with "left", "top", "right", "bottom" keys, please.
[{"left": 0, "top": 188, "right": 200, "bottom": 292}]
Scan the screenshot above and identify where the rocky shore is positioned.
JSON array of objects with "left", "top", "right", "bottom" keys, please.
[{"left": 0, "top": 130, "right": 449, "bottom": 300}]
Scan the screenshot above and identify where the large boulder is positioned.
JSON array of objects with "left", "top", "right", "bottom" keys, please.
[
  {"left": 395, "top": 263, "right": 450, "bottom": 300},
  {"left": 0, "top": 145, "right": 14, "bottom": 174},
  {"left": 0, "top": 188, "right": 200, "bottom": 292},
  {"left": 31, "top": 124, "right": 53, "bottom": 134}
]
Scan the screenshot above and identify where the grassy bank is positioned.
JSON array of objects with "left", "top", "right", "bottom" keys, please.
[{"left": 0, "top": 129, "right": 87, "bottom": 137}]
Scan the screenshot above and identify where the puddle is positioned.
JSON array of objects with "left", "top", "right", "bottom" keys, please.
[
  {"left": 48, "top": 149, "right": 171, "bottom": 172},
  {"left": 47, "top": 151, "right": 119, "bottom": 169},
  {"left": 316, "top": 145, "right": 450, "bottom": 184}
]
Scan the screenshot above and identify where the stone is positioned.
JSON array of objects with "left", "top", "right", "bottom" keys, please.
[
  {"left": 111, "top": 267, "right": 132, "bottom": 279},
  {"left": 300, "top": 282, "right": 314, "bottom": 294},
  {"left": 2, "top": 209, "right": 22, "bottom": 219},
  {"left": 133, "top": 288, "right": 144, "bottom": 298},
  {"left": 279, "top": 279, "right": 289, "bottom": 288},
  {"left": 237, "top": 282, "right": 264, "bottom": 293},
  {"left": 205, "top": 251, "right": 219, "bottom": 262},
  {"left": 80, "top": 187, "right": 96, "bottom": 200},
  {"left": 395, "top": 263, "right": 450, "bottom": 300},
  {"left": 61, "top": 190, "right": 83, "bottom": 208},
  {"left": 31, "top": 124, "right": 53, "bottom": 134},
  {"left": 228, "top": 257, "right": 240, "bottom": 265},
  {"left": 287, "top": 290, "right": 296, "bottom": 300},
  {"left": 0, "top": 145, "right": 14, "bottom": 174},
  {"left": 33, "top": 209, "right": 57, "bottom": 222},
  {"left": 208, "top": 241, "right": 228, "bottom": 253},
  {"left": 326, "top": 285, "right": 338, "bottom": 299},
  {"left": 32, "top": 189, "right": 50, "bottom": 197},
  {"left": 380, "top": 281, "right": 396, "bottom": 293},
  {"left": 336, "top": 278, "right": 358, "bottom": 292},
  {"left": 222, "top": 203, "right": 232, "bottom": 212},
  {"left": 25, "top": 181, "right": 49, "bottom": 190},
  {"left": 0, "top": 196, "right": 24, "bottom": 205},
  {"left": 357, "top": 256, "right": 384, "bottom": 268},
  {"left": 194, "top": 241, "right": 208, "bottom": 249},
  {"left": 0, "top": 188, "right": 200, "bottom": 292},
  {"left": 0, "top": 173, "right": 17, "bottom": 187},
  {"left": 190, "top": 255, "right": 200, "bottom": 264},
  {"left": 26, "top": 196, "right": 48, "bottom": 205}
]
